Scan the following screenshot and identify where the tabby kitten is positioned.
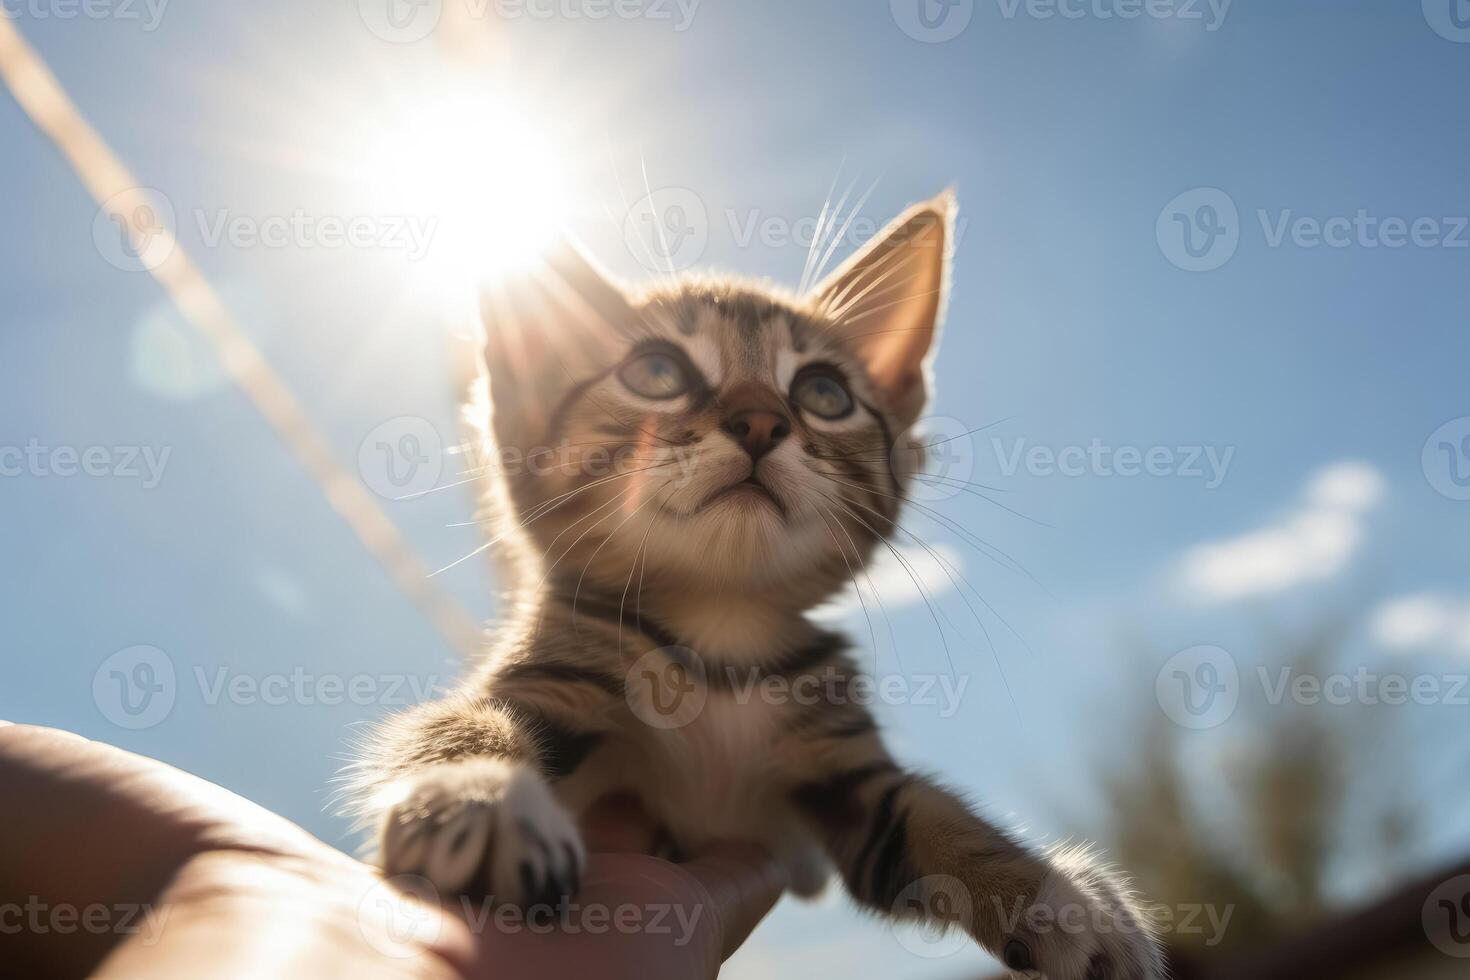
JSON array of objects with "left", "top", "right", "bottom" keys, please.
[{"left": 353, "top": 193, "right": 1163, "bottom": 979}]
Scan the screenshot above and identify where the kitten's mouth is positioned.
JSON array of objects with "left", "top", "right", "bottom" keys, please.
[{"left": 703, "top": 475, "right": 786, "bottom": 517}]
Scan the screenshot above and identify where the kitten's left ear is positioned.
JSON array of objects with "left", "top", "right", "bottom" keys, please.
[
  {"left": 813, "top": 190, "right": 956, "bottom": 424},
  {"left": 480, "top": 239, "right": 634, "bottom": 446}
]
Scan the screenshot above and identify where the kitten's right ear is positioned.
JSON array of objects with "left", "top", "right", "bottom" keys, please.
[
  {"left": 479, "top": 240, "right": 634, "bottom": 446},
  {"left": 812, "top": 191, "right": 955, "bottom": 426}
]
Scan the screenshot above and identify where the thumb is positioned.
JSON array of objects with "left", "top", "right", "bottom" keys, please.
[{"left": 677, "top": 843, "right": 789, "bottom": 962}]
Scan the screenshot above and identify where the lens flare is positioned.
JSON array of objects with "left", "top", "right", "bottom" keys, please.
[{"left": 362, "top": 89, "right": 568, "bottom": 292}]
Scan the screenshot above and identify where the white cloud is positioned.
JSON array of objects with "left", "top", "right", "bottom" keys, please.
[
  {"left": 817, "top": 542, "right": 963, "bottom": 619},
  {"left": 1371, "top": 594, "right": 1470, "bottom": 658},
  {"left": 1177, "top": 461, "right": 1385, "bottom": 604}
]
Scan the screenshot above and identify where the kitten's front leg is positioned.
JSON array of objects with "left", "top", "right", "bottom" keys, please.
[
  {"left": 380, "top": 755, "right": 583, "bottom": 906},
  {"left": 788, "top": 724, "right": 1163, "bottom": 979},
  {"left": 356, "top": 691, "right": 607, "bottom": 906}
]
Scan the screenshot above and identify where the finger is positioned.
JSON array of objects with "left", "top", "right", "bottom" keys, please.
[
  {"left": 578, "top": 793, "right": 660, "bottom": 853},
  {"left": 677, "top": 843, "right": 789, "bottom": 961}
]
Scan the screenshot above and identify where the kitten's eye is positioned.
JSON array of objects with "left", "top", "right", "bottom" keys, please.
[
  {"left": 792, "top": 371, "right": 854, "bottom": 420},
  {"left": 619, "top": 351, "right": 690, "bottom": 400}
]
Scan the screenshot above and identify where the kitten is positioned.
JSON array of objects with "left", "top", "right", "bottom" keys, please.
[{"left": 350, "top": 193, "right": 1163, "bottom": 979}]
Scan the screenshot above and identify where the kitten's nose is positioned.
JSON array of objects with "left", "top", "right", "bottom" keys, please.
[{"left": 723, "top": 409, "right": 791, "bottom": 461}]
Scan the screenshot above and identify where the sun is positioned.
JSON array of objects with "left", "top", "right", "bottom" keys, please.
[{"left": 360, "top": 87, "right": 569, "bottom": 294}]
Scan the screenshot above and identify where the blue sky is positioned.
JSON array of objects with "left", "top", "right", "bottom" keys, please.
[{"left": 3, "top": 1, "right": 1469, "bottom": 976}]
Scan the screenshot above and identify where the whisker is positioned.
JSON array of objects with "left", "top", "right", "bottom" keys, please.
[
  {"left": 618, "top": 488, "right": 673, "bottom": 663},
  {"left": 832, "top": 286, "right": 945, "bottom": 331},
  {"left": 604, "top": 138, "right": 677, "bottom": 291},
  {"left": 533, "top": 480, "right": 652, "bottom": 590},
  {"left": 813, "top": 473, "right": 1044, "bottom": 659},
  {"left": 429, "top": 463, "right": 676, "bottom": 577},
  {"left": 807, "top": 417, "right": 1018, "bottom": 464},
  {"left": 824, "top": 249, "right": 923, "bottom": 326},
  {"left": 814, "top": 488, "right": 956, "bottom": 678},
  {"left": 815, "top": 503, "right": 894, "bottom": 676},
  {"left": 569, "top": 482, "right": 674, "bottom": 641},
  {"left": 799, "top": 159, "right": 846, "bottom": 297},
  {"left": 640, "top": 146, "right": 680, "bottom": 286},
  {"left": 811, "top": 175, "right": 883, "bottom": 293},
  {"left": 810, "top": 464, "right": 1044, "bottom": 588}
]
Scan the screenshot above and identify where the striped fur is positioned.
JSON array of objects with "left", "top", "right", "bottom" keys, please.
[{"left": 348, "top": 195, "right": 1164, "bottom": 978}]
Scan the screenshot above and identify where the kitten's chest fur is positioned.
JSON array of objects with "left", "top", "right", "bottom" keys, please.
[
  {"left": 545, "top": 636, "right": 834, "bottom": 893},
  {"left": 637, "top": 687, "right": 786, "bottom": 836}
]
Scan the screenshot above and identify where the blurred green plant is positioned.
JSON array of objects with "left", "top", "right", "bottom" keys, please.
[{"left": 1095, "top": 622, "right": 1419, "bottom": 960}]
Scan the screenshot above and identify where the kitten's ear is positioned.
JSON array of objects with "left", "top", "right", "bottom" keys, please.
[
  {"left": 813, "top": 191, "right": 955, "bottom": 424},
  {"left": 480, "top": 239, "right": 634, "bottom": 446}
]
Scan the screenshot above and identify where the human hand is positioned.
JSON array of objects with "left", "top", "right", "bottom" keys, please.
[{"left": 0, "top": 724, "right": 785, "bottom": 979}]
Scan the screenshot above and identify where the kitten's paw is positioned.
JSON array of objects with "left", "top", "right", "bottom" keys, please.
[
  {"left": 999, "top": 854, "right": 1164, "bottom": 980},
  {"left": 376, "top": 759, "right": 584, "bottom": 907}
]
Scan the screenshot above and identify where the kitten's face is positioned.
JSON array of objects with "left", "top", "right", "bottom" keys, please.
[{"left": 478, "top": 194, "right": 954, "bottom": 606}]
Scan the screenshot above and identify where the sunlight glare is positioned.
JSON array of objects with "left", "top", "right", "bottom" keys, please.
[{"left": 363, "top": 89, "right": 567, "bottom": 293}]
